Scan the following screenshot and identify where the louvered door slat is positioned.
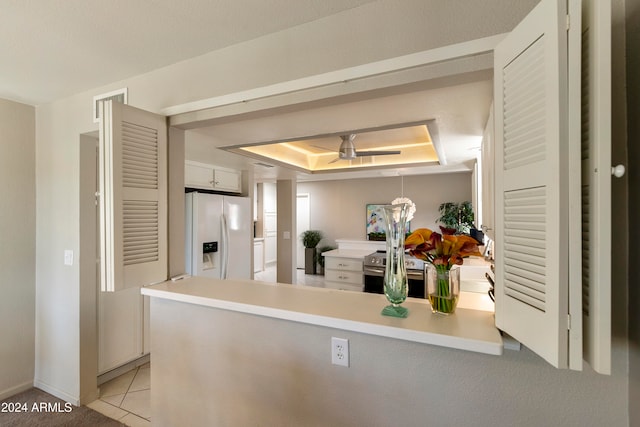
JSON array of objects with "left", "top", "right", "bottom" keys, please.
[
  {"left": 122, "top": 121, "right": 158, "bottom": 192},
  {"left": 99, "top": 100, "right": 167, "bottom": 292},
  {"left": 123, "top": 200, "right": 159, "bottom": 266}
]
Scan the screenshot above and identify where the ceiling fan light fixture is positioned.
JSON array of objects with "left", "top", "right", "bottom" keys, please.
[
  {"left": 338, "top": 134, "right": 357, "bottom": 160},
  {"left": 334, "top": 133, "right": 401, "bottom": 162}
]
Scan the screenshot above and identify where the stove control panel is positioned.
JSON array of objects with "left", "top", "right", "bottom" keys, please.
[
  {"left": 364, "top": 255, "right": 385, "bottom": 267},
  {"left": 364, "top": 252, "right": 424, "bottom": 270},
  {"left": 405, "top": 258, "right": 423, "bottom": 270}
]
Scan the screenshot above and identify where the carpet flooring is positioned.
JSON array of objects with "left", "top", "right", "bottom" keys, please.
[{"left": 0, "top": 388, "right": 125, "bottom": 426}]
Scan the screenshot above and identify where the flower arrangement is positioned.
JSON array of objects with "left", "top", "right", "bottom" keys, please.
[
  {"left": 405, "top": 226, "right": 481, "bottom": 267},
  {"left": 391, "top": 197, "right": 416, "bottom": 222},
  {"left": 405, "top": 227, "right": 482, "bottom": 313}
]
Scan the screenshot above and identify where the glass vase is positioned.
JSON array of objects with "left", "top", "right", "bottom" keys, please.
[
  {"left": 380, "top": 203, "right": 409, "bottom": 318},
  {"left": 426, "top": 264, "right": 460, "bottom": 315}
]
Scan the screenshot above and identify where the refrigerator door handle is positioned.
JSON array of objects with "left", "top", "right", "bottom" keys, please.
[{"left": 221, "top": 213, "right": 230, "bottom": 279}]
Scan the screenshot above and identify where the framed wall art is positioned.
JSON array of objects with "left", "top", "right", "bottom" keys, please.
[{"left": 366, "top": 204, "right": 386, "bottom": 240}]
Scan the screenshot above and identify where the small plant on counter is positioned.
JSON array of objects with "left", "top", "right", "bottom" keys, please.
[{"left": 367, "top": 231, "right": 386, "bottom": 241}]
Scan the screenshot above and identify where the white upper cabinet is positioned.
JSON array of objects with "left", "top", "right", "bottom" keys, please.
[
  {"left": 185, "top": 160, "right": 241, "bottom": 193},
  {"left": 213, "top": 168, "right": 241, "bottom": 192},
  {"left": 98, "top": 100, "right": 168, "bottom": 292},
  {"left": 493, "top": 0, "right": 611, "bottom": 373},
  {"left": 184, "top": 161, "right": 214, "bottom": 189}
]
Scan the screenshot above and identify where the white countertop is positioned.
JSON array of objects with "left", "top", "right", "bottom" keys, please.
[
  {"left": 335, "top": 239, "right": 385, "bottom": 251},
  {"left": 322, "top": 248, "right": 374, "bottom": 259},
  {"left": 142, "top": 276, "right": 502, "bottom": 356}
]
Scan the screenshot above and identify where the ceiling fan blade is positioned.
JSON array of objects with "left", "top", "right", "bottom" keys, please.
[{"left": 355, "top": 150, "right": 401, "bottom": 157}]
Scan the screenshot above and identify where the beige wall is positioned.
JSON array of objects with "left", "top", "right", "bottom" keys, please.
[
  {"left": 297, "top": 173, "right": 472, "bottom": 246},
  {"left": 0, "top": 98, "right": 35, "bottom": 399},
  {"left": 276, "top": 180, "right": 297, "bottom": 283},
  {"left": 151, "top": 297, "right": 627, "bottom": 427}
]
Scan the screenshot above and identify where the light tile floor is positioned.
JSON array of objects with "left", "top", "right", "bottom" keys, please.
[{"left": 87, "top": 363, "right": 151, "bottom": 427}]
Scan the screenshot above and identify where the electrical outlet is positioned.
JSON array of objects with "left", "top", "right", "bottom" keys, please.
[{"left": 331, "top": 337, "right": 349, "bottom": 367}]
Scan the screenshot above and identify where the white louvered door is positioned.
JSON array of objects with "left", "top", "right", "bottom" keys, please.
[
  {"left": 580, "top": 0, "right": 611, "bottom": 374},
  {"left": 99, "top": 100, "right": 168, "bottom": 292},
  {"left": 494, "top": 0, "right": 581, "bottom": 368}
]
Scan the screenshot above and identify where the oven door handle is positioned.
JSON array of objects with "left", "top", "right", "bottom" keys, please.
[
  {"left": 407, "top": 270, "right": 424, "bottom": 280},
  {"left": 363, "top": 266, "right": 385, "bottom": 276},
  {"left": 365, "top": 267, "right": 424, "bottom": 279}
]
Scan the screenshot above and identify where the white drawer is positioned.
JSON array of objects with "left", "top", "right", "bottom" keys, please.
[
  {"left": 325, "top": 269, "right": 363, "bottom": 285},
  {"left": 324, "top": 280, "right": 363, "bottom": 292},
  {"left": 325, "top": 257, "right": 363, "bottom": 272}
]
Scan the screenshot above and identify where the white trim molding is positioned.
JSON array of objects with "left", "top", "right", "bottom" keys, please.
[{"left": 161, "top": 34, "right": 507, "bottom": 117}]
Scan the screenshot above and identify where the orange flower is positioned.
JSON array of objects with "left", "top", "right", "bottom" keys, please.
[
  {"left": 405, "top": 228, "right": 482, "bottom": 269},
  {"left": 404, "top": 228, "right": 432, "bottom": 247}
]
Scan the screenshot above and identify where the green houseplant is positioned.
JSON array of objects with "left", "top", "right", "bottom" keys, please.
[
  {"left": 436, "top": 201, "right": 475, "bottom": 234},
  {"left": 301, "top": 230, "right": 324, "bottom": 274},
  {"left": 315, "top": 245, "right": 336, "bottom": 275},
  {"left": 301, "top": 230, "right": 323, "bottom": 248}
]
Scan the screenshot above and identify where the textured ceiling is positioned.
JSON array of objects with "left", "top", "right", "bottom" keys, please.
[{"left": 0, "top": 0, "right": 375, "bottom": 105}]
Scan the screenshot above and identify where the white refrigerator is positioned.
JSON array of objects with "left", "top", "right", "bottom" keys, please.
[{"left": 185, "top": 192, "right": 252, "bottom": 280}]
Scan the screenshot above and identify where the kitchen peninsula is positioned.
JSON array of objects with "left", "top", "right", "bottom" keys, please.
[{"left": 142, "top": 276, "right": 502, "bottom": 425}]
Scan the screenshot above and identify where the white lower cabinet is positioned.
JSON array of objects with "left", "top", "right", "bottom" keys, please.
[
  {"left": 98, "top": 286, "right": 145, "bottom": 374},
  {"left": 254, "top": 239, "right": 265, "bottom": 273},
  {"left": 323, "top": 256, "right": 363, "bottom": 292}
]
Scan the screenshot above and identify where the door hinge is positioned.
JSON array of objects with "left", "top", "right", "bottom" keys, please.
[
  {"left": 566, "top": 14, "right": 570, "bottom": 31},
  {"left": 567, "top": 314, "right": 571, "bottom": 330},
  {"left": 94, "top": 191, "right": 100, "bottom": 206}
]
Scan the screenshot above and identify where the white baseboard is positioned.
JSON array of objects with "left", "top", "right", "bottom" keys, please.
[
  {"left": 0, "top": 381, "right": 34, "bottom": 401},
  {"left": 32, "top": 378, "right": 79, "bottom": 406}
]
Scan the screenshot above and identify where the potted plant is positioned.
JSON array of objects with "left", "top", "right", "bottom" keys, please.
[
  {"left": 301, "top": 230, "right": 323, "bottom": 274},
  {"left": 315, "top": 245, "right": 336, "bottom": 275},
  {"left": 436, "top": 201, "right": 475, "bottom": 234}
]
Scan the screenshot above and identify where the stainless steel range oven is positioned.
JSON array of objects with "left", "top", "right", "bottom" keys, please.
[{"left": 363, "top": 251, "right": 426, "bottom": 299}]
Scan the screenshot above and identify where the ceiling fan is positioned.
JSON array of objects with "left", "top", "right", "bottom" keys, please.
[{"left": 323, "top": 134, "right": 401, "bottom": 164}]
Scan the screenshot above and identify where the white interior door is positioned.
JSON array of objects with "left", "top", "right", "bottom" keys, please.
[
  {"left": 263, "top": 182, "right": 277, "bottom": 265},
  {"left": 296, "top": 194, "right": 310, "bottom": 269},
  {"left": 493, "top": 0, "right": 580, "bottom": 369},
  {"left": 580, "top": 0, "right": 612, "bottom": 374},
  {"left": 86, "top": 135, "right": 145, "bottom": 374},
  {"left": 98, "top": 100, "right": 168, "bottom": 292}
]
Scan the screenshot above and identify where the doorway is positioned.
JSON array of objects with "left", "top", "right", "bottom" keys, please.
[
  {"left": 79, "top": 134, "right": 148, "bottom": 389},
  {"left": 296, "top": 193, "right": 310, "bottom": 269}
]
